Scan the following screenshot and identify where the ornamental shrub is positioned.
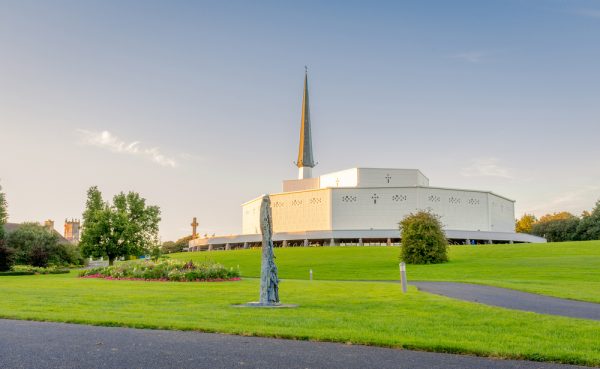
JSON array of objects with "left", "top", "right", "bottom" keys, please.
[
  {"left": 6, "top": 223, "right": 82, "bottom": 267},
  {"left": 400, "top": 211, "right": 448, "bottom": 264}
]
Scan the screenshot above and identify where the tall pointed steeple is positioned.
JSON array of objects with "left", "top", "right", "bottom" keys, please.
[{"left": 297, "top": 67, "right": 316, "bottom": 179}]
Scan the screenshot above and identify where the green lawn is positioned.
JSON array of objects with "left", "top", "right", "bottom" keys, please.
[
  {"left": 171, "top": 241, "right": 600, "bottom": 303},
  {"left": 2, "top": 241, "right": 599, "bottom": 366},
  {"left": 0, "top": 272, "right": 599, "bottom": 366}
]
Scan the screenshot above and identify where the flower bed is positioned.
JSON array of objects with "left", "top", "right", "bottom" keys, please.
[
  {"left": 0, "top": 265, "right": 70, "bottom": 276},
  {"left": 78, "top": 259, "right": 240, "bottom": 282}
]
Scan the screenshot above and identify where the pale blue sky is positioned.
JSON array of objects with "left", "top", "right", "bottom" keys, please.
[{"left": 1, "top": 0, "right": 599, "bottom": 240}]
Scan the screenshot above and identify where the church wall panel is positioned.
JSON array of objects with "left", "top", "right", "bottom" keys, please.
[
  {"left": 330, "top": 187, "right": 498, "bottom": 232},
  {"left": 488, "top": 194, "right": 515, "bottom": 232},
  {"left": 270, "top": 189, "right": 331, "bottom": 233}
]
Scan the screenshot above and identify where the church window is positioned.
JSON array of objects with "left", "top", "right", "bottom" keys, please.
[
  {"left": 341, "top": 195, "right": 357, "bottom": 203},
  {"left": 467, "top": 198, "right": 480, "bottom": 205},
  {"left": 385, "top": 174, "right": 391, "bottom": 184},
  {"left": 448, "top": 197, "right": 461, "bottom": 204},
  {"left": 428, "top": 195, "right": 441, "bottom": 203},
  {"left": 371, "top": 194, "right": 379, "bottom": 204},
  {"left": 392, "top": 194, "right": 407, "bottom": 202}
]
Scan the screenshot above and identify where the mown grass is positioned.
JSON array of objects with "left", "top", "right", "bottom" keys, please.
[
  {"left": 171, "top": 241, "right": 600, "bottom": 303},
  {"left": 0, "top": 272, "right": 599, "bottom": 366}
]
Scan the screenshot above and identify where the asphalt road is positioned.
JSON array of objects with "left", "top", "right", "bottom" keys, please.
[
  {"left": 412, "top": 281, "right": 600, "bottom": 321},
  {"left": 0, "top": 319, "right": 588, "bottom": 369}
]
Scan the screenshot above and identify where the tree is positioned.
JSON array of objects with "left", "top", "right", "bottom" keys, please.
[
  {"left": 80, "top": 187, "right": 161, "bottom": 265},
  {"left": 576, "top": 200, "right": 600, "bottom": 241},
  {"left": 531, "top": 212, "right": 580, "bottom": 242},
  {"left": 538, "top": 211, "right": 577, "bottom": 223},
  {"left": 160, "top": 241, "right": 177, "bottom": 254},
  {"left": 5, "top": 223, "right": 78, "bottom": 267},
  {"left": 0, "top": 182, "right": 7, "bottom": 241},
  {"left": 161, "top": 235, "right": 193, "bottom": 254},
  {"left": 400, "top": 211, "right": 448, "bottom": 264},
  {"left": 0, "top": 244, "right": 14, "bottom": 271},
  {"left": 0, "top": 182, "right": 12, "bottom": 271},
  {"left": 515, "top": 213, "right": 537, "bottom": 234}
]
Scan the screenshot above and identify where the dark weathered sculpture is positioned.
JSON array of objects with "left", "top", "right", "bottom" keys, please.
[{"left": 259, "top": 195, "right": 279, "bottom": 304}]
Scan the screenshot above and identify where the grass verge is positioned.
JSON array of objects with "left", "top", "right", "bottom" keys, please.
[
  {"left": 171, "top": 241, "right": 600, "bottom": 302},
  {"left": 0, "top": 272, "right": 599, "bottom": 366}
]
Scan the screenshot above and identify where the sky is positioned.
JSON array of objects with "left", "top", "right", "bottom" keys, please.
[{"left": 1, "top": 0, "right": 599, "bottom": 241}]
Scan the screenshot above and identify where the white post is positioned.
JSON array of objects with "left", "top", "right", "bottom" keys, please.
[
  {"left": 400, "top": 262, "right": 407, "bottom": 293},
  {"left": 309, "top": 269, "right": 313, "bottom": 281}
]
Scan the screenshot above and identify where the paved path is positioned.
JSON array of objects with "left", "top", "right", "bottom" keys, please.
[
  {"left": 0, "top": 319, "right": 587, "bottom": 369},
  {"left": 412, "top": 282, "right": 600, "bottom": 321}
]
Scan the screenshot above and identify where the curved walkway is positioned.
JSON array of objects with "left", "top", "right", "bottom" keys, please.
[
  {"left": 411, "top": 282, "right": 600, "bottom": 321},
  {"left": 0, "top": 319, "right": 587, "bottom": 369}
]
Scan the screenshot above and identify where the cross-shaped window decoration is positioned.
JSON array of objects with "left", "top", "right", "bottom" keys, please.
[
  {"left": 335, "top": 178, "right": 340, "bottom": 187},
  {"left": 372, "top": 194, "right": 379, "bottom": 204},
  {"left": 385, "top": 174, "right": 391, "bottom": 183}
]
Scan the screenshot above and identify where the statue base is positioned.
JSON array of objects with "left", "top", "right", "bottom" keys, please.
[{"left": 232, "top": 302, "right": 298, "bottom": 308}]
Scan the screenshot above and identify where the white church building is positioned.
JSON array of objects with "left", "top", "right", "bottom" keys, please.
[{"left": 189, "top": 72, "right": 545, "bottom": 251}]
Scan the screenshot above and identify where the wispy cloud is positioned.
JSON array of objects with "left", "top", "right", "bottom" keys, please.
[
  {"left": 77, "top": 129, "right": 178, "bottom": 168},
  {"left": 573, "top": 9, "right": 600, "bottom": 19},
  {"left": 528, "top": 185, "right": 600, "bottom": 215},
  {"left": 449, "top": 51, "right": 487, "bottom": 63},
  {"left": 461, "top": 158, "right": 514, "bottom": 179}
]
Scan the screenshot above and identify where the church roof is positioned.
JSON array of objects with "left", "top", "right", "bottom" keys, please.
[
  {"left": 296, "top": 69, "right": 315, "bottom": 168},
  {"left": 2, "top": 222, "right": 71, "bottom": 244}
]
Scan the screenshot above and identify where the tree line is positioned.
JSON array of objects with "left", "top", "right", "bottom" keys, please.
[
  {"left": 516, "top": 200, "right": 600, "bottom": 242},
  {"left": 0, "top": 183, "right": 162, "bottom": 271}
]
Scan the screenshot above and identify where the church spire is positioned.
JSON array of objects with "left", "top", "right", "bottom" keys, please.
[{"left": 297, "top": 67, "right": 315, "bottom": 179}]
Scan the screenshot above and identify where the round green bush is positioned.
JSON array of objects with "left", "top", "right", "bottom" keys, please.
[{"left": 400, "top": 211, "right": 448, "bottom": 264}]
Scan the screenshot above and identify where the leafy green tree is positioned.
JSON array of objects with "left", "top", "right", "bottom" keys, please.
[
  {"left": 400, "top": 211, "right": 448, "bottom": 264},
  {"left": 0, "top": 245, "right": 14, "bottom": 271},
  {"left": 149, "top": 243, "right": 162, "bottom": 261},
  {"left": 80, "top": 187, "right": 161, "bottom": 265},
  {"left": 0, "top": 182, "right": 12, "bottom": 271},
  {"left": 4, "top": 223, "right": 79, "bottom": 267},
  {"left": 160, "top": 241, "right": 177, "bottom": 254},
  {"left": 515, "top": 213, "right": 537, "bottom": 234},
  {"left": 531, "top": 212, "right": 580, "bottom": 242},
  {"left": 161, "top": 235, "right": 193, "bottom": 254},
  {"left": 576, "top": 200, "right": 600, "bottom": 240},
  {"left": 0, "top": 182, "right": 7, "bottom": 241}
]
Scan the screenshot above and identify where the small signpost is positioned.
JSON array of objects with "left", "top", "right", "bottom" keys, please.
[{"left": 399, "top": 262, "right": 408, "bottom": 293}]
